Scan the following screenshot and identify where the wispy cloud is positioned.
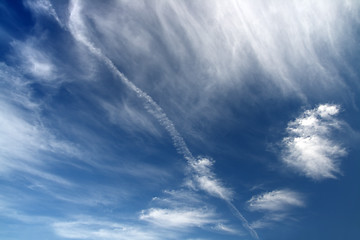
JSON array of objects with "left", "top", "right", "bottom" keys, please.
[
  {"left": 70, "top": 0, "right": 360, "bottom": 103},
  {"left": 151, "top": 189, "right": 204, "bottom": 207},
  {"left": 281, "top": 104, "right": 347, "bottom": 180},
  {"left": 10, "top": 40, "right": 58, "bottom": 81},
  {"left": 188, "top": 157, "right": 233, "bottom": 201},
  {"left": 0, "top": 198, "right": 53, "bottom": 224},
  {"left": 247, "top": 189, "right": 304, "bottom": 229},
  {"left": 23, "top": 0, "right": 62, "bottom": 26},
  {"left": 67, "top": 1, "right": 257, "bottom": 238},
  {"left": 142, "top": 189, "right": 219, "bottom": 230},
  {"left": 0, "top": 62, "right": 78, "bottom": 185},
  {"left": 53, "top": 217, "right": 164, "bottom": 240},
  {"left": 213, "top": 223, "right": 244, "bottom": 235},
  {"left": 68, "top": 0, "right": 194, "bottom": 162},
  {"left": 248, "top": 189, "right": 304, "bottom": 212},
  {"left": 140, "top": 208, "right": 217, "bottom": 229},
  {"left": 249, "top": 213, "right": 290, "bottom": 230},
  {"left": 100, "top": 99, "right": 162, "bottom": 137},
  {"left": 0, "top": 100, "right": 74, "bottom": 185}
]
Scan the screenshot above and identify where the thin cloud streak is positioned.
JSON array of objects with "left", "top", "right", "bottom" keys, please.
[{"left": 139, "top": 208, "right": 217, "bottom": 229}]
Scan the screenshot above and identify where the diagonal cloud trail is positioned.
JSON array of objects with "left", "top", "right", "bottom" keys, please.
[
  {"left": 227, "top": 201, "right": 259, "bottom": 239},
  {"left": 68, "top": 1, "right": 258, "bottom": 239},
  {"left": 68, "top": 0, "right": 194, "bottom": 164}
]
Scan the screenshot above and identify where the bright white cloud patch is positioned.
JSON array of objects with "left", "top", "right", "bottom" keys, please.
[
  {"left": 281, "top": 104, "right": 347, "bottom": 180},
  {"left": 142, "top": 190, "right": 242, "bottom": 235},
  {"left": 248, "top": 190, "right": 304, "bottom": 212},
  {"left": 140, "top": 208, "right": 217, "bottom": 229},
  {"left": 189, "top": 157, "right": 233, "bottom": 201}
]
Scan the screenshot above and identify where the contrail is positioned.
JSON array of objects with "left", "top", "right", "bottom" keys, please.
[
  {"left": 227, "top": 201, "right": 259, "bottom": 239},
  {"left": 68, "top": 0, "right": 194, "bottom": 164},
  {"left": 68, "top": 1, "right": 259, "bottom": 239}
]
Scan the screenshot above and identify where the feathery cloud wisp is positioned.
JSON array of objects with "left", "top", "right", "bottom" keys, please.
[
  {"left": 248, "top": 189, "right": 304, "bottom": 212},
  {"left": 247, "top": 190, "right": 304, "bottom": 229},
  {"left": 140, "top": 208, "right": 217, "bottom": 229},
  {"left": 0, "top": 64, "right": 78, "bottom": 185},
  {"left": 189, "top": 157, "right": 233, "bottom": 201},
  {"left": 53, "top": 217, "right": 163, "bottom": 240}
]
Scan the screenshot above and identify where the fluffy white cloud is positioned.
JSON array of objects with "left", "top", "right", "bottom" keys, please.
[
  {"left": 281, "top": 104, "right": 347, "bottom": 180},
  {"left": 247, "top": 189, "right": 304, "bottom": 212}
]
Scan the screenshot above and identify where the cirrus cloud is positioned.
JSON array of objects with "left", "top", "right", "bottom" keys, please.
[{"left": 248, "top": 189, "right": 304, "bottom": 212}]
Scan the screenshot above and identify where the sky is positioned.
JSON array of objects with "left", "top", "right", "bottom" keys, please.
[{"left": 0, "top": 0, "right": 360, "bottom": 239}]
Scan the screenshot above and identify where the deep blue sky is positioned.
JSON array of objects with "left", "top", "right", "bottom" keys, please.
[{"left": 0, "top": 1, "right": 360, "bottom": 240}]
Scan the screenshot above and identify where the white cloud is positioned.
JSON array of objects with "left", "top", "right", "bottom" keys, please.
[
  {"left": 0, "top": 198, "right": 53, "bottom": 224},
  {"left": 213, "top": 223, "right": 243, "bottom": 235},
  {"left": 249, "top": 213, "right": 289, "bottom": 229},
  {"left": 247, "top": 190, "right": 304, "bottom": 230},
  {"left": 100, "top": 99, "right": 162, "bottom": 137},
  {"left": 147, "top": 190, "right": 248, "bottom": 236},
  {"left": 70, "top": 0, "right": 232, "bottom": 206},
  {"left": 69, "top": 0, "right": 195, "bottom": 163},
  {"left": 151, "top": 189, "right": 204, "bottom": 207},
  {"left": 53, "top": 218, "right": 163, "bottom": 240},
  {"left": 67, "top": 2, "right": 257, "bottom": 238},
  {"left": 71, "top": 0, "right": 359, "bottom": 102},
  {"left": 143, "top": 189, "right": 221, "bottom": 229},
  {"left": 248, "top": 189, "right": 304, "bottom": 212},
  {"left": 24, "top": 0, "right": 62, "bottom": 25},
  {"left": 281, "top": 104, "right": 347, "bottom": 180},
  {"left": 140, "top": 208, "right": 217, "bottom": 229},
  {"left": 0, "top": 100, "right": 75, "bottom": 184},
  {"left": 189, "top": 157, "right": 233, "bottom": 201},
  {"left": 11, "top": 40, "right": 57, "bottom": 81},
  {"left": 0, "top": 64, "right": 78, "bottom": 185}
]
